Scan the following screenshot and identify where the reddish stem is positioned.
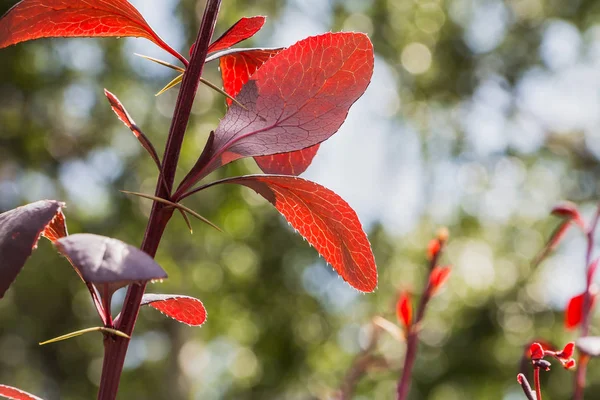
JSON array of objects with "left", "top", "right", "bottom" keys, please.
[
  {"left": 574, "top": 203, "right": 600, "bottom": 400},
  {"left": 534, "top": 367, "right": 542, "bottom": 400},
  {"left": 396, "top": 240, "right": 444, "bottom": 400},
  {"left": 96, "top": 1, "right": 222, "bottom": 399}
]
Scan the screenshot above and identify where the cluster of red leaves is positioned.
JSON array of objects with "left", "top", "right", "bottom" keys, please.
[
  {"left": 396, "top": 229, "right": 452, "bottom": 332},
  {"left": 530, "top": 342, "right": 576, "bottom": 370}
]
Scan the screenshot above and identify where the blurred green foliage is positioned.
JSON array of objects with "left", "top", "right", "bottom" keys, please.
[{"left": 2, "top": 0, "right": 600, "bottom": 399}]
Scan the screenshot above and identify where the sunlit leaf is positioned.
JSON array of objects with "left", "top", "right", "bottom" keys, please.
[
  {"left": 207, "top": 175, "right": 377, "bottom": 292},
  {"left": 0, "top": 0, "right": 184, "bottom": 63},
  {"left": 141, "top": 294, "right": 207, "bottom": 326},
  {"left": 208, "top": 16, "right": 266, "bottom": 53},
  {"left": 216, "top": 46, "right": 320, "bottom": 176},
  {"left": 177, "top": 32, "right": 374, "bottom": 195},
  {"left": 565, "top": 291, "right": 597, "bottom": 330},
  {"left": 104, "top": 89, "right": 162, "bottom": 170},
  {"left": 0, "top": 385, "right": 43, "bottom": 400},
  {"left": 428, "top": 265, "right": 451, "bottom": 296},
  {"left": 0, "top": 200, "right": 67, "bottom": 298}
]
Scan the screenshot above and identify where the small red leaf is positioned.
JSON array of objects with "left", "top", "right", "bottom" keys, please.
[
  {"left": 558, "top": 342, "right": 575, "bottom": 360},
  {"left": 219, "top": 175, "right": 377, "bottom": 292},
  {"left": 551, "top": 201, "right": 584, "bottom": 228},
  {"left": 208, "top": 16, "right": 266, "bottom": 53},
  {"left": 426, "top": 239, "right": 441, "bottom": 261},
  {"left": 55, "top": 234, "right": 167, "bottom": 291},
  {"left": 104, "top": 89, "right": 162, "bottom": 169},
  {"left": 141, "top": 294, "right": 206, "bottom": 326},
  {"left": 0, "top": 384, "right": 43, "bottom": 400},
  {"left": 177, "top": 32, "right": 374, "bottom": 195},
  {"left": 0, "top": 200, "right": 67, "bottom": 298},
  {"left": 565, "top": 292, "right": 597, "bottom": 330},
  {"left": 396, "top": 291, "right": 412, "bottom": 328},
  {"left": 0, "top": 0, "right": 183, "bottom": 62},
  {"left": 429, "top": 265, "right": 451, "bottom": 295},
  {"left": 529, "top": 342, "right": 545, "bottom": 360},
  {"left": 533, "top": 219, "right": 572, "bottom": 266}
]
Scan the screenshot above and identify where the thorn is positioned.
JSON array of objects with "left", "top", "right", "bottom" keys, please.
[
  {"left": 39, "top": 327, "right": 130, "bottom": 345},
  {"left": 199, "top": 77, "right": 248, "bottom": 110},
  {"left": 134, "top": 53, "right": 186, "bottom": 72},
  {"left": 120, "top": 190, "right": 221, "bottom": 232},
  {"left": 156, "top": 74, "right": 183, "bottom": 96}
]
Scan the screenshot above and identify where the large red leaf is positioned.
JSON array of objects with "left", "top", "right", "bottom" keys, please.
[
  {"left": 176, "top": 32, "right": 374, "bottom": 195},
  {"left": 141, "top": 294, "right": 206, "bottom": 326},
  {"left": 54, "top": 234, "right": 167, "bottom": 291},
  {"left": 217, "top": 175, "right": 377, "bottom": 292},
  {"left": 0, "top": 385, "right": 43, "bottom": 400},
  {"left": 216, "top": 47, "right": 320, "bottom": 176},
  {"left": 0, "top": 0, "right": 181, "bottom": 61},
  {"left": 208, "top": 16, "right": 265, "bottom": 53},
  {"left": 0, "top": 200, "right": 67, "bottom": 298}
]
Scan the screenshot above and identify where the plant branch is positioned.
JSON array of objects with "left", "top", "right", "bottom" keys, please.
[
  {"left": 396, "top": 236, "right": 445, "bottom": 400},
  {"left": 96, "top": 1, "right": 222, "bottom": 399},
  {"left": 574, "top": 202, "right": 600, "bottom": 400}
]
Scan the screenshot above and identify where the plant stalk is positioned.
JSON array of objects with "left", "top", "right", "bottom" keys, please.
[
  {"left": 96, "top": 1, "right": 222, "bottom": 399},
  {"left": 574, "top": 203, "right": 600, "bottom": 400}
]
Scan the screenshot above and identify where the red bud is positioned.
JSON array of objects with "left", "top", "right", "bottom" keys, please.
[
  {"left": 530, "top": 342, "right": 544, "bottom": 360},
  {"left": 396, "top": 291, "right": 413, "bottom": 329},
  {"left": 429, "top": 266, "right": 451, "bottom": 295}
]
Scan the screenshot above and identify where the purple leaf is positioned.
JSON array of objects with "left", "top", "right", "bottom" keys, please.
[
  {"left": 0, "top": 200, "right": 67, "bottom": 298},
  {"left": 54, "top": 234, "right": 167, "bottom": 291}
]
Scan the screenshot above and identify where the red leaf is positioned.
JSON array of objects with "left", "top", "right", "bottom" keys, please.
[
  {"left": 0, "top": 0, "right": 182, "bottom": 62},
  {"left": 565, "top": 292, "right": 597, "bottom": 330},
  {"left": 218, "top": 48, "right": 282, "bottom": 105},
  {"left": 529, "top": 342, "right": 545, "bottom": 360},
  {"left": 428, "top": 265, "right": 451, "bottom": 295},
  {"left": 104, "top": 89, "right": 161, "bottom": 169},
  {"left": 219, "top": 175, "right": 377, "bottom": 292},
  {"left": 551, "top": 201, "right": 584, "bottom": 228},
  {"left": 217, "top": 48, "right": 320, "bottom": 175},
  {"left": 426, "top": 239, "right": 441, "bottom": 261},
  {"left": 54, "top": 234, "right": 167, "bottom": 292},
  {"left": 0, "top": 384, "right": 43, "bottom": 400},
  {"left": 208, "top": 16, "right": 266, "bottom": 53},
  {"left": 254, "top": 145, "right": 320, "bottom": 175},
  {"left": 176, "top": 32, "right": 374, "bottom": 195},
  {"left": 532, "top": 219, "right": 572, "bottom": 266},
  {"left": 141, "top": 294, "right": 206, "bottom": 326},
  {"left": 396, "top": 291, "right": 412, "bottom": 328},
  {"left": 0, "top": 200, "right": 67, "bottom": 298}
]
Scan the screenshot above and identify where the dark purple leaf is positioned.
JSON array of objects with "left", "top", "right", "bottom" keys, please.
[
  {"left": 0, "top": 200, "right": 67, "bottom": 298},
  {"left": 54, "top": 234, "right": 167, "bottom": 291}
]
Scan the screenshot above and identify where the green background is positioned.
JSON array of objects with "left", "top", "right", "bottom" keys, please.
[{"left": 1, "top": 0, "right": 600, "bottom": 398}]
